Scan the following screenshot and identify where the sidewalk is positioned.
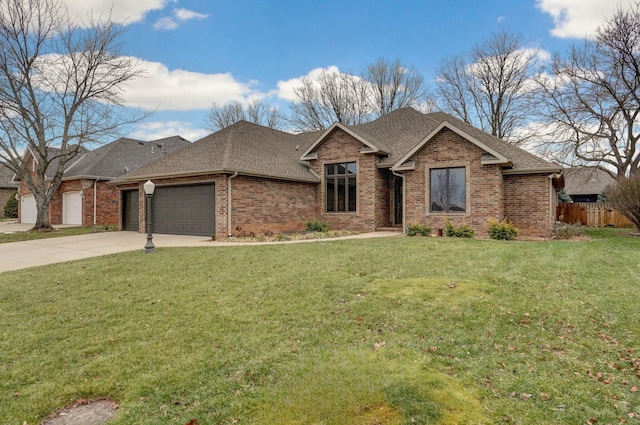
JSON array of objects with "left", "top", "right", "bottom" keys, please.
[{"left": 0, "top": 225, "right": 401, "bottom": 273}]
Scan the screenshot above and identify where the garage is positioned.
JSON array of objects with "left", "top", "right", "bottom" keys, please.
[
  {"left": 20, "top": 194, "right": 37, "bottom": 223},
  {"left": 122, "top": 189, "right": 139, "bottom": 231},
  {"left": 151, "top": 184, "right": 215, "bottom": 236},
  {"left": 63, "top": 192, "right": 83, "bottom": 225}
]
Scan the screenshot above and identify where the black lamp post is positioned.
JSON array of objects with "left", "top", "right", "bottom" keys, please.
[{"left": 143, "top": 179, "right": 156, "bottom": 254}]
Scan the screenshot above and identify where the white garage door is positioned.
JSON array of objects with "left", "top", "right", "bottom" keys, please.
[
  {"left": 63, "top": 192, "right": 82, "bottom": 225},
  {"left": 20, "top": 194, "right": 37, "bottom": 223}
]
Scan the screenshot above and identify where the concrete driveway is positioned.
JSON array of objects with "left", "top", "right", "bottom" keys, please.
[
  {"left": 0, "top": 229, "right": 211, "bottom": 273},
  {"left": 0, "top": 221, "right": 401, "bottom": 273}
]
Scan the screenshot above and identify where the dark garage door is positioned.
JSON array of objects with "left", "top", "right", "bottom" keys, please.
[
  {"left": 152, "top": 184, "right": 215, "bottom": 236},
  {"left": 122, "top": 190, "right": 139, "bottom": 231}
]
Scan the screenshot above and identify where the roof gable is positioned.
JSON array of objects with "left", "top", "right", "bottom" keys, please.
[
  {"left": 300, "top": 123, "right": 386, "bottom": 160},
  {"left": 391, "top": 120, "right": 511, "bottom": 171}
]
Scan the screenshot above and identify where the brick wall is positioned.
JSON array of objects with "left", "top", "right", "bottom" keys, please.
[
  {"left": 81, "top": 181, "right": 121, "bottom": 227},
  {"left": 503, "top": 174, "right": 554, "bottom": 237},
  {"left": 308, "top": 128, "right": 390, "bottom": 232},
  {"left": 403, "top": 128, "right": 504, "bottom": 237},
  {"left": 230, "top": 175, "right": 317, "bottom": 237}
]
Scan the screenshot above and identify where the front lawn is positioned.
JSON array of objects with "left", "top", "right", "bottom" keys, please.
[
  {"left": 0, "top": 225, "right": 111, "bottom": 243},
  {"left": 1, "top": 229, "right": 638, "bottom": 424}
]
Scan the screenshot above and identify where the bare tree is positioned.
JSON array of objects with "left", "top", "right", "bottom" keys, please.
[
  {"left": 288, "top": 70, "right": 372, "bottom": 132},
  {"left": 363, "top": 58, "right": 426, "bottom": 117},
  {"left": 0, "top": 0, "right": 144, "bottom": 231},
  {"left": 533, "top": 3, "right": 640, "bottom": 178},
  {"left": 288, "top": 59, "right": 426, "bottom": 132},
  {"left": 205, "top": 99, "right": 282, "bottom": 131},
  {"left": 435, "top": 31, "right": 540, "bottom": 144},
  {"left": 606, "top": 175, "right": 640, "bottom": 230}
]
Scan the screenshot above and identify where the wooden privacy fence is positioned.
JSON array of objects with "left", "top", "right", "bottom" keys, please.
[{"left": 557, "top": 202, "right": 634, "bottom": 227}]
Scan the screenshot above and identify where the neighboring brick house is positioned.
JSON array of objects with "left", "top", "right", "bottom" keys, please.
[
  {"left": 113, "top": 107, "right": 563, "bottom": 238},
  {"left": 0, "top": 163, "right": 18, "bottom": 218},
  {"left": 16, "top": 136, "right": 190, "bottom": 226},
  {"left": 563, "top": 166, "right": 616, "bottom": 203}
]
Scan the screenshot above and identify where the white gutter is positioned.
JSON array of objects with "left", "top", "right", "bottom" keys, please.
[
  {"left": 227, "top": 171, "right": 238, "bottom": 237},
  {"left": 548, "top": 173, "right": 562, "bottom": 223},
  {"left": 93, "top": 179, "right": 98, "bottom": 226},
  {"left": 392, "top": 170, "right": 406, "bottom": 234}
]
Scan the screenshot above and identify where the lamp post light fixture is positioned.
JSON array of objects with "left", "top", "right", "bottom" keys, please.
[{"left": 143, "top": 179, "right": 156, "bottom": 254}]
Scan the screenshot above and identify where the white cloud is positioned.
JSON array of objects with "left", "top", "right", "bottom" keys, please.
[
  {"left": 123, "top": 59, "right": 254, "bottom": 111},
  {"left": 128, "top": 121, "right": 209, "bottom": 142},
  {"left": 175, "top": 8, "right": 208, "bottom": 21},
  {"left": 154, "top": 7, "right": 209, "bottom": 31},
  {"left": 63, "top": 0, "right": 168, "bottom": 25},
  {"left": 275, "top": 66, "right": 342, "bottom": 101},
  {"left": 536, "top": 0, "right": 632, "bottom": 38},
  {"left": 61, "top": 2, "right": 209, "bottom": 30},
  {"left": 153, "top": 16, "right": 178, "bottom": 30}
]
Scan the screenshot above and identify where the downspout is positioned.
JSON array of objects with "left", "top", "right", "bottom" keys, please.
[
  {"left": 227, "top": 171, "right": 238, "bottom": 237},
  {"left": 548, "top": 173, "right": 562, "bottom": 223},
  {"left": 392, "top": 170, "right": 406, "bottom": 234},
  {"left": 93, "top": 179, "right": 98, "bottom": 226}
]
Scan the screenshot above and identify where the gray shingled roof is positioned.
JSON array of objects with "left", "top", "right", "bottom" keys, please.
[
  {"left": 424, "top": 112, "right": 561, "bottom": 173},
  {"left": 564, "top": 166, "right": 616, "bottom": 195},
  {"left": 113, "top": 121, "right": 320, "bottom": 183},
  {"left": 64, "top": 136, "right": 191, "bottom": 180},
  {"left": 114, "top": 108, "right": 560, "bottom": 184},
  {"left": 0, "top": 162, "right": 18, "bottom": 189},
  {"left": 332, "top": 108, "right": 560, "bottom": 173}
]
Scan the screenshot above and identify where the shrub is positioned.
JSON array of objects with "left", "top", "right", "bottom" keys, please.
[
  {"left": 407, "top": 223, "right": 432, "bottom": 237},
  {"left": 305, "top": 219, "right": 329, "bottom": 233},
  {"left": 4, "top": 191, "right": 18, "bottom": 218},
  {"left": 444, "top": 221, "right": 474, "bottom": 238},
  {"left": 274, "top": 233, "right": 292, "bottom": 241},
  {"left": 557, "top": 188, "right": 572, "bottom": 204},
  {"left": 552, "top": 222, "right": 584, "bottom": 239},
  {"left": 606, "top": 175, "right": 640, "bottom": 231},
  {"left": 487, "top": 217, "right": 519, "bottom": 240}
]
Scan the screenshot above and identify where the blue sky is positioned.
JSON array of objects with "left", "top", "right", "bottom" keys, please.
[{"left": 64, "top": 0, "right": 631, "bottom": 142}]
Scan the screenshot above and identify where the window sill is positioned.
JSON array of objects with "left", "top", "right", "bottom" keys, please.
[{"left": 325, "top": 211, "right": 357, "bottom": 214}]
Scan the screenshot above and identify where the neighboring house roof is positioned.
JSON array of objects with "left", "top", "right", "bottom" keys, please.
[
  {"left": 114, "top": 107, "right": 561, "bottom": 184},
  {"left": 0, "top": 162, "right": 18, "bottom": 189},
  {"left": 563, "top": 166, "right": 616, "bottom": 196},
  {"left": 114, "top": 121, "right": 321, "bottom": 183},
  {"left": 13, "top": 146, "right": 89, "bottom": 181},
  {"left": 63, "top": 136, "right": 191, "bottom": 180}
]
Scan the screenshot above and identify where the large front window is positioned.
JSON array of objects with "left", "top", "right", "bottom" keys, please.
[
  {"left": 326, "top": 162, "right": 356, "bottom": 212},
  {"left": 430, "top": 167, "right": 466, "bottom": 212}
]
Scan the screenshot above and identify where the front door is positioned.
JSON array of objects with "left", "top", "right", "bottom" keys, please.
[{"left": 394, "top": 175, "right": 403, "bottom": 226}]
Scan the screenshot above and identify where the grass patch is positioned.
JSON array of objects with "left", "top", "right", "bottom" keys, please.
[
  {"left": 0, "top": 225, "right": 111, "bottom": 243},
  {"left": 1, "top": 229, "right": 639, "bottom": 424}
]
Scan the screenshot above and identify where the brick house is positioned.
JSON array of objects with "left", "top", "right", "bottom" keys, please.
[
  {"left": 0, "top": 163, "right": 18, "bottom": 217},
  {"left": 16, "top": 136, "right": 190, "bottom": 226},
  {"left": 114, "top": 107, "right": 563, "bottom": 238}
]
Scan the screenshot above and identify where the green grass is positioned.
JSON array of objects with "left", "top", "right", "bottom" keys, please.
[
  {"left": 0, "top": 225, "right": 111, "bottom": 243},
  {"left": 1, "top": 229, "right": 639, "bottom": 424}
]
